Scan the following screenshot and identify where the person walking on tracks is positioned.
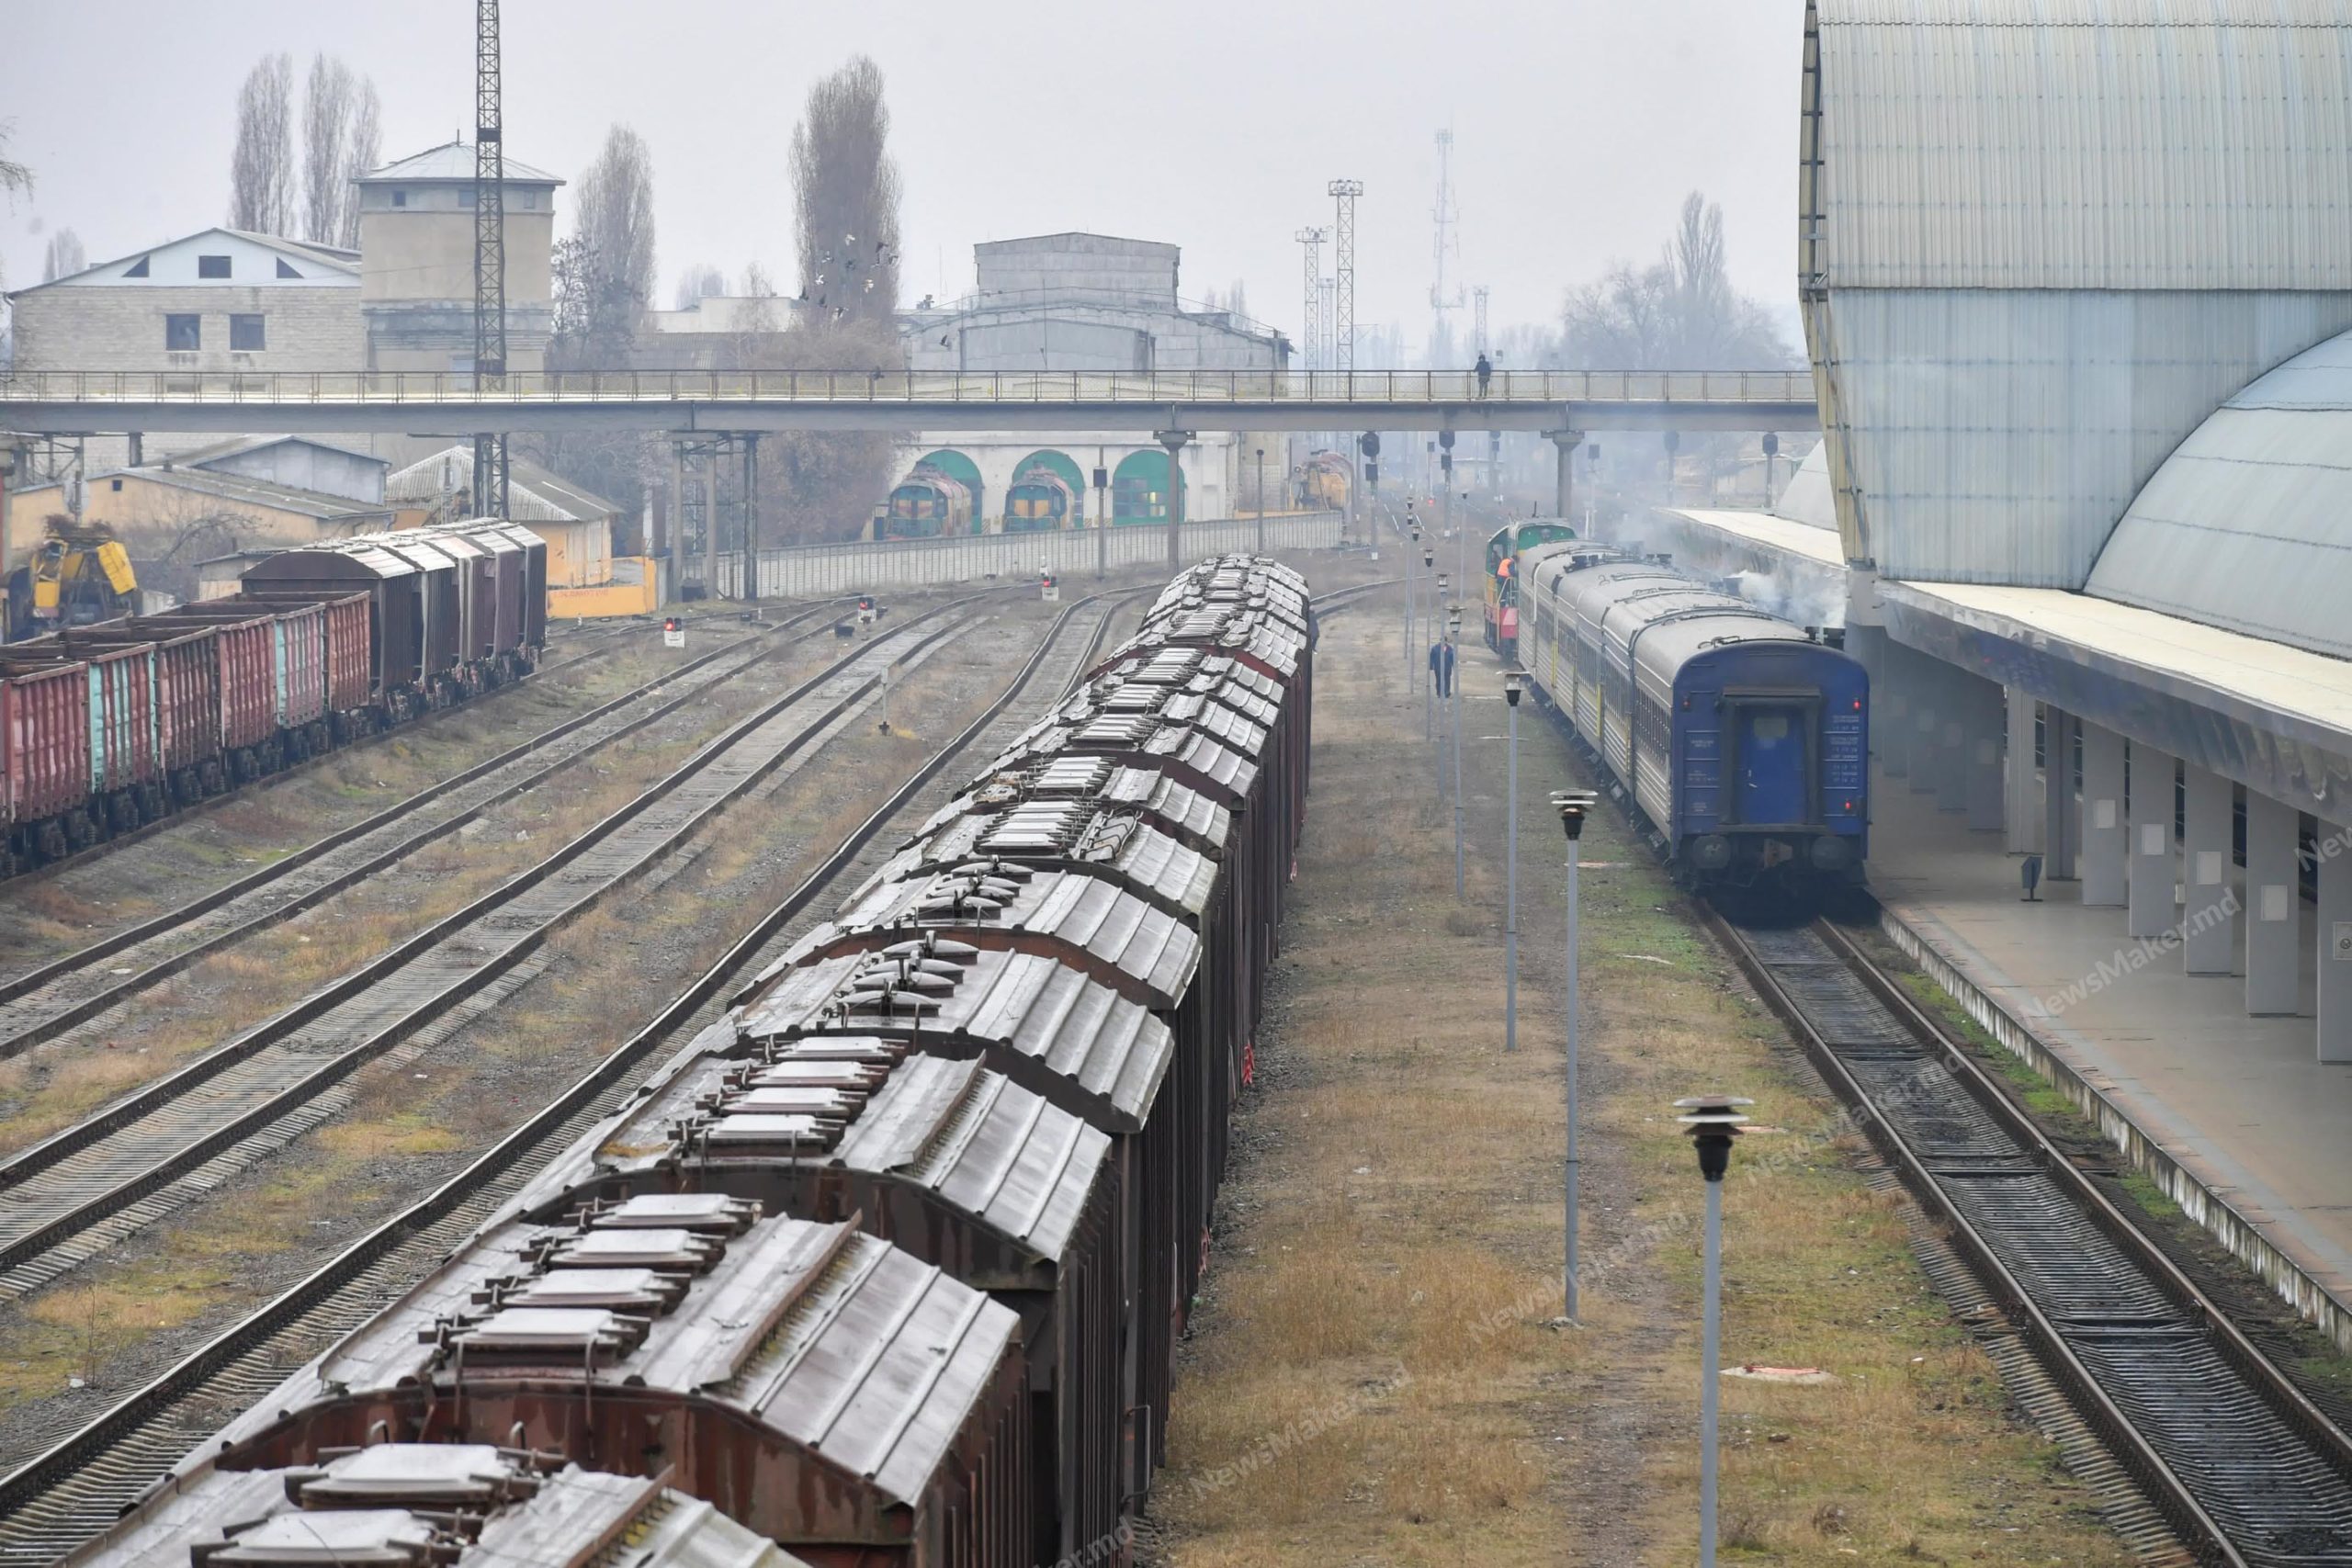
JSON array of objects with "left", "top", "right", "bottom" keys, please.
[
  {"left": 1475, "top": 352, "right": 1493, "bottom": 399},
  {"left": 1429, "top": 636, "right": 1456, "bottom": 698}
]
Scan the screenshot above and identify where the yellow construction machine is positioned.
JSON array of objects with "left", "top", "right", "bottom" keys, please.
[{"left": 5, "top": 521, "right": 140, "bottom": 641}]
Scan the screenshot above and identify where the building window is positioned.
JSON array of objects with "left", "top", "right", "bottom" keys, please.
[
  {"left": 391, "top": 189, "right": 407, "bottom": 207},
  {"left": 276, "top": 258, "right": 301, "bottom": 278},
  {"left": 197, "top": 254, "right": 231, "bottom": 278},
  {"left": 123, "top": 255, "right": 150, "bottom": 278},
  {"left": 165, "top": 313, "right": 201, "bottom": 351},
  {"left": 109, "top": 479, "right": 122, "bottom": 492},
  {"left": 231, "top": 314, "right": 266, "bottom": 351}
]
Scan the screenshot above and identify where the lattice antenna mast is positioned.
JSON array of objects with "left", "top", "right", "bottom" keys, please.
[
  {"left": 1327, "top": 180, "right": 1362, "bottom": 373},
  {"left": 1295, "top": 228, "right": 1327, "bottom": 369},
  {"left": 1430, "top": 130, "right": 1464, "bottom": 367},
  {"left": 1474, "top": 285, "right": 1489, "bottom": 356},
  {"left": 471, "top": 0, "right": 510, "bottom": 519}
]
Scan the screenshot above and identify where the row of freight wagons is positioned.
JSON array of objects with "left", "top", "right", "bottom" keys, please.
[{"left": 0, "top": 520, "right": 548, "bottom": 873}]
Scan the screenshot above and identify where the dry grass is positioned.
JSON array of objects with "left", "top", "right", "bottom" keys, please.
[{"left": 1149, "top": 607, "right": 2132, "bottom": 1567}]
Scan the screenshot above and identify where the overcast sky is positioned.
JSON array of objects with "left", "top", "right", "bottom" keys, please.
[{"left": 3, "top": 0, "right": 1804, "bottom": 358}]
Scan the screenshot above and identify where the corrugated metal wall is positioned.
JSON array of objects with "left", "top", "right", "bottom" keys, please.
[
  {"left": 2087, "top": 327, "right": 2352, "bottom": 659},
  {"left": 1808, "top": 1, "right": 2352, "bottom": 587},
  {"left": 1824, "top": 288, "right": 2352, "bottom": 585}
]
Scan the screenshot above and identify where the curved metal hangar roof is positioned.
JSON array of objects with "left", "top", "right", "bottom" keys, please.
[{"left": 2090, "top": 326, "right": 2352, "bottom": 661}]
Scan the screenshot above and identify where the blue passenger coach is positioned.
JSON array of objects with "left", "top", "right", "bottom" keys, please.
[{"left": 1519, "top": 543, "right": 1868, "bottom": 886}]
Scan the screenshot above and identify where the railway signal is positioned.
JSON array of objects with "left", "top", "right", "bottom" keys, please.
[
  {"left": 1040, "top": 571, "right": 1059, "bottom": 603},
  {"left": 1675, "top": 1091, "right": 1753, "bottom": 1568},
  {"left": 662, "top": 615, "right": 684, "bottom": 649},
  {"left": 1552, "top": 788, "right": 1599, "bottom": 1322}
]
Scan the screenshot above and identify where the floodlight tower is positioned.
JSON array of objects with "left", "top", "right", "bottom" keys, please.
[
  {"left": 1429, "top": 130, "right": 1464, "bottom": 368},
  {"left": 471, "top": 0, "right": 510, "bottom": 519},
  {"left": 1328, "top": 180, "right": 1362, "bottom": 373},
  {"left": 1295, "top": 227, "right": 1327, "bottom": 370}
]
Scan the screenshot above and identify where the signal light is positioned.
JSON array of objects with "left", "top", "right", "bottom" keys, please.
[
  {"left": 662, "top": 616, "right": 680, "bottom": 633},
  {"left": 858, "top": 596, "right": 875, "bottom": 612}
]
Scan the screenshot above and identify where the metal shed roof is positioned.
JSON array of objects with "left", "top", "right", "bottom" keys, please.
[{"left": 2087, "top": 323, "right": 2352, "bottom": 660}]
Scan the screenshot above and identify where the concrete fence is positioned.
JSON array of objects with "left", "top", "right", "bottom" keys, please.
[{"left": 708, "top": 512, "right": 1343, "bottom": 599}]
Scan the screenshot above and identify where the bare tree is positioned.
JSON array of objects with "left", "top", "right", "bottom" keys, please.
[
  {"left": 300, "top": 55, "right": 355, "bottom": 245},
  {"left": 230, "top": 53, "right": 295, "bottom": 234},
  {"left": 338, "top": 81, "right": 380, "bottom": 249},
  {"left": 1557, "top": 191, "right": 1792, "bottom": 370},
  {"left": 40, "top": 228, "right": 85, "bottom": 283},
  {"left": 673, "top": 263, "right": 727, "bottom": 311},
  {"left": 574, "top": 126, "right": 657, "bottom": 310},
  {"left": 790, "top": 57, "right": 902, "bottom": 324}
]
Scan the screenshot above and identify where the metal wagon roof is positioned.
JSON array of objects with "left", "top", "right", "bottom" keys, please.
[
  {"left": 65, "top": 1451, "right": 806, "bottom": 1568},
  {"left": 214, "top": 1206, "right": 1020, "bottom": 1515},
  {"left": 864, "top": 801, "right": 1220, "bottom": 925},
  {"left": 737, "top": 947, "right": 1173, "bottom": 1132},
  {"left": 926, "top": 756, "right": 1233, "bottom": 856},
  {"left": 534, "top": 1040, "right": 1112, "bottom": 1277},
  {"left": 803, "top": 863, "right": 1203, "bottom": 1007}
]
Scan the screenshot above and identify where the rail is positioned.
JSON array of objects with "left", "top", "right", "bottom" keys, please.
[
  {"left": 1708, "top": 907, "right": 2352, "bottom": 1566},
  {"left": 0, "top": 367, "right": 1815, "bottom": 408},
  {"left": 0, "top": 581, "right": 1159, "bottom": 1563}
]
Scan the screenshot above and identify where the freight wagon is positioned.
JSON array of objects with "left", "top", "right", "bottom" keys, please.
[
  {"left": 127, "top": 557, "right": 1315, "bottom": 1568},
  {"left": 1, "top": 521, "right": 546, "bottom": 874}
]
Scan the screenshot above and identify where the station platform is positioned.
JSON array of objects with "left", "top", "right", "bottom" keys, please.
[{"left": 1865, "top": 769, "right": 2352, "bottom": 1337}]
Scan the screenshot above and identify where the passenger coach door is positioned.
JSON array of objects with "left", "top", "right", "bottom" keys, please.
[{"left": 1734, "top": 705, "right": 1807, "bottom": 825}]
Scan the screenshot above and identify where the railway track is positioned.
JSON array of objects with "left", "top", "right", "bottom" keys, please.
[
  {"left": 1710, "top": 908, "right": 2352, "bottom": 1568},
  {"left": 0, "top": 595, "right": 989, "bottom": 1303},
  {"left": 0, "top": 582, "right": 1151, "bottom": 1565},
  {"left": 0, "top": 602, "right": 847, "bottom": 1063}
]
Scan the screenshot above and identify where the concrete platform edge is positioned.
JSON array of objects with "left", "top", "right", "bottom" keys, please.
[{"left": 1876, "top": 899, "right": 2352, "bottom": 1353}]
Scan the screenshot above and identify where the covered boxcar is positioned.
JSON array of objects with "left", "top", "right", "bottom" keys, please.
[
  {"left": 210, "top": 1203, "right": 1036, "bottom": 1568},
  {"left": 518, "top": 1035, "right": 1125, "bottom": 1568}
]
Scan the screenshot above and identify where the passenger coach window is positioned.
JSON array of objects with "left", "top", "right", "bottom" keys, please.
[{"left": 1751, "top": 714, "right": 1790, "bottom": 740}]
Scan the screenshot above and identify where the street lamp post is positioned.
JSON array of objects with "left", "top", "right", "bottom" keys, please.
[
  {"left": 1420, "top": 573, "right": 1439, "bottom": 751},
  {"left": 1674, "top": 1092, "right": 1754, "bottom": 1568},
  {"left": 1552, "top": 789, "right": 1597, "bottom": 1316},
  {"left": 1504, "top": 671, "right": 1527, "bottom": 1052},
  {"left": 1254, "top": 446, "right": 1267, "bottom": 556},
  {"left": 1448, "top": 604, "right": 1465, "bottom": 896},
  {"left": 1404, "top": 511, "right": 1421, "bottom": 694}
]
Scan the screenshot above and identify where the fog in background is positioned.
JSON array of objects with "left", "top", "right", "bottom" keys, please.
[{"left": 0, "top": 0, "right": 1804, "bottom": 359}]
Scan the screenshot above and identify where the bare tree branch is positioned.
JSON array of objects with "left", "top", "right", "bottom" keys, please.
[
  {"left": 553, "top": 125, "right": 657, "bottom": 370},
  {"left": 0, "top": 119, "right": 31, "bottom": 207},
  {"left": 40, "top": 228, "right": 85, "bottom": 283},
  {"left": 790, "top": 56, "right": 901, "bottom": 324},
  {"left": 229, "top": 53, "right": 295, "bottom": 234},
  {"left": 338, "top": 80, "right": 380, "bottom": 250},
  {"left": 300, "top": 54, "right": 354, "bottom": 245}
]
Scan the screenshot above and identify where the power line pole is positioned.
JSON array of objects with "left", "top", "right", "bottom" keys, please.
[
  {"left": 470, "top": 0, "right": 509, "bottom": 520},
  {"left": 1328, "top": 180, "right": 1361, "bottom": 378}
]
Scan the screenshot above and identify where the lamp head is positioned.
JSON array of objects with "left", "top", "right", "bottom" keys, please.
[
  {"left": 1673, "top": 1094, "right": 1755, "bottom": 1182},
  {"left": 1550, "top": 788, "right": 1599, "bottom": 841},
  {"left": 1503, "top": 669, "right": 1527, "bottom": 707}
]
